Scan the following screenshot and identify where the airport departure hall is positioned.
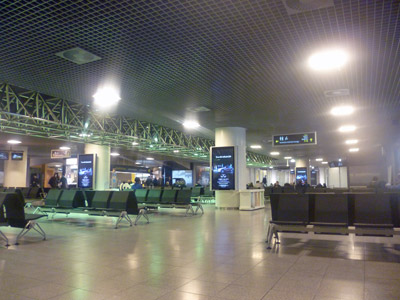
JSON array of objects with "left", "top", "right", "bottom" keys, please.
[{"left": 1, "top": 0, "right": 400, "bottom": 299}]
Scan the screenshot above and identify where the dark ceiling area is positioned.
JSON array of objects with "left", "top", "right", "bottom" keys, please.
[{"left": 1, "top": 0, "right": 399, "bottom": 164}]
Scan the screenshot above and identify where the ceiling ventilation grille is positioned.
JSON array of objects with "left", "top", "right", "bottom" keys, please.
[
  {"left": 324, "top": 89, "right": 350, "bottom": 98},
  {"left": 282, "top": 0, "right": 334, "bottom": 15},
  {"left": 55, "top": 47, "right": 101, "bottom": 65}
]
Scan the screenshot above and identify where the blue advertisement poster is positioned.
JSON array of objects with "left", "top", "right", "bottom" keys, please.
[
  {"left": 296, "top": 167, "right": 307, "bottom": 183},
  {"left": 78, "top": 154, "right": 94, "bottom": 188},
  {"left": 211, "top": 147, "right": 235, "bottom": 190}
]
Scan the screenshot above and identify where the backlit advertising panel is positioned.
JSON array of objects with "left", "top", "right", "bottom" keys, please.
[
  {"left": 78, "top": 154, "right": 95, "bottom": 188},
  {"left": 296, "top": 167, "right": 308, "bottom": 182},
  {"left": 211, "top": 146, "right": 235, "bottom": 190}
]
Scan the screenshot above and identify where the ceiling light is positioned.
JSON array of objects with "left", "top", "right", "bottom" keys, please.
[
  {"left": 339, "top": 125, "right": 356, "bottom": 132},
  {"left": 135, "top": 162, "right": 141, "bottom": 165},
  {"left": 270, "top": 152, "right": 280, "bottom": 156},
  {"left": 316, "top": 158, "right": 323, "bottom": 161},
  {"left": 183, "top": 120, "right": 200, "bottom": 129},
  {"left": 349, "top": 148, "right": 359, "bottom": 152},
  {"left": 322, "top": 161, "right": 328, "bottom": 164},
  {"left": 146, "top": 157, "right": 154, "bottom": 160},
  {"left": 250, "top": 145, "right": 262, "bottom": 149},
  {"left": 284, "top": 156, "right": 292, "bottom": 160},
  {"left": 330, "top": 105, "right": 354, "bottom": 116},
  {"left": 290, "top": 159, "right": 296, "bottom": 163},
  {"left": 93, "top": 86, "right": 121, "bottom": 108},
  {"left": 60, "top": 146, "right": 70, "bottom": 150},
  {"left": 7, "top": 140, "right": 21, "bottom": 144},
  {"left": 110, "top": 152, "right": 120, "bottom": 156},
  {"left": 55, "top": 47, "right": 101, "bottom": 65},
  {"left": 132, "top": 142, "right": 139, "bottom": 146},
  {"left": 338, "top": 158, "right": 342, "bottom": 162},
  {"left": 308, "top": 49, "right": 349, "bottom": 71},
  {"left": 345, "top": 139, "right": 358, "bottom": 145},
  {"left": 269, "top": 166, "right": 274, "bottom": 169},
  {"left": 173, "top": 150, "right": 180, "bottom": 153}
]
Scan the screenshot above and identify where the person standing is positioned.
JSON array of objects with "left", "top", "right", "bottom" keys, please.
[
  {"left": 48, "top": 173, "right": 59, "bottom": 188},
  {"left": 59, "top": 173, "right": 68, "bottom": 189}
]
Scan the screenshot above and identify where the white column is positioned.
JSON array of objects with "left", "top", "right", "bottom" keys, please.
[
  {"left": 4, "top": 146, "right": 28, "bottom": 187},
  {"left": 215, "top": 127, "right": 246, "bottom": 208},
  {"left": 84, "top": 144, "right": 110, "bottom": 190}
]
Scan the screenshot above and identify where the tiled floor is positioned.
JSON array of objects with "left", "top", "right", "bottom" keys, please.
[{"left": 0, "top": 204, "right": 400, "bottom": 300}]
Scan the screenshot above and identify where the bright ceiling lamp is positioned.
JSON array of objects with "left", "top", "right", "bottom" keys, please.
[
  {"left": 183, "top": 120, "right": 200, "bottom": 129},
  {"left": 250, "top": 145, "right": 262, "bottom": 149},
  {"left": 316, "top": 158, "right": 323, "bottom": 161},
  {"left": 321, "top": 161, "right": 328, "bottom": 164},
  {"left": 349, "top": 148, "right": 359, "bottom": 152},
  {"left": 132, "top": 142, "right": 139, "bottom": 146},
  {"left": 93, "top": 86, "right": 120, "bottom": 108},
  {"left": 7, "top": 140, "right": 21, "bottom": 144},
  {"left": 290, "top": 159, "right": 296, "bottom": 162},
  {"left": 308, "top": 49, "right": 349, "bottom": 71},
  {"left": 110, "top": 152, "right": 120, "bottom": 156},
  {"left": 146, "top": 157, "right": 154, "bottom": 160},
  {"left": 284, "top": 156, "right": 292, "bottom": 160},
  {"left": 339, "top": 125, "right": 356, "bottom": 132},
  {"left": 135, "top": 162, "right": 141, "bottom": 165},
  {"left": 60, "top": 146, "right": 70, "bottom": 150},
  {"left": 330, "top": 105, "right": 354, "bottom": 116},
  {"left": 270, "top": 152, "right": 280, "bottom": 156},
  {"left": 345, "top": 139, "right": 358, "bottom": 145},
  {"left": 173, "top": 150, "right": 180, "bottom": 153}
]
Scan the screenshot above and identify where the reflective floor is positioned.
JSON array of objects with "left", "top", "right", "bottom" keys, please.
[{"left": 0, "top": 204, "right": 400, "bottom": 300}]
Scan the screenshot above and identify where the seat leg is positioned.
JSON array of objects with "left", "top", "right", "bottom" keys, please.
[
  {"left": 30, "top": 222, "right": 46, "bottom": 240},
  {"left": 266, "top": 224, "right": 271, "bottom": 243},
  {"left": 15, "top": 221, "right": 33, "bottom": 245},
  {"left": 123, "top": 212, "right": 133, "bottom": 227},
  {"left": 266, "top": 224, "right": 275, "bottom": 249},
  {"left": 0, "top": 230, "right": 9, "bottom": 247}
]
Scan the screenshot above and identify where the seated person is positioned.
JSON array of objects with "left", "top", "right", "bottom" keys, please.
[
  {"left": 130, "top": 177, "right": 143, "bottom": 189},
  {"left": 273, "top": 181, "right": 281, "bottom": 187}
]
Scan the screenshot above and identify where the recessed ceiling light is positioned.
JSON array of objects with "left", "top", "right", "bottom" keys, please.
[
  {"left": 290, "top": 159, "right": 296, "bottom": 163},
  {"left": 60, "top": 146, "right": 70, "bottom": 150},
  {"left": 284, "top": 156, "right": 292, "bottom": 160},
  {"left": 173, "top": 150, "right": 180, "bottom": 153},
  {"left": 132, "top": 142, "right": 139, "bottom": 146},
  {"left": 316, "top": 158, "right": 323, "bottom": 161},
  {"left": 135, "top": 162, "right": 141, "bottom": 165},
  {"left": 321, "top": 161, "right": 328, "bottom": 164},
  {"left": 183, "top": 120, "right": 200, "bottom": 129},
  {"left": 338, "top": 158, "right": 342, "bottom": 162},
  {"left": 110, "top": 152, "right": 120, "bottom": 156},
  {"left": 93, "top": 87, "right": 121, "bottom": 108},
  {"left": 269, "top": 166, "right": 274, "bottom": 169},
  {"left": 308, "top": 49, "right": 349, "bottom": 71},
  {"left": 270, "top": 152, "right": 280, "bottom": 156},
  {"left": 7, "top": 140, "right": 21, "bottom": 144},
  {"left": 330, "top": 105, "right": 354, "bottom": 116},
  {"left": 146, "top": 157, "right": 154, "bottom": 160},
  {"left": 339, "top": 125, "right": 356, "bottom": 132},
  {"left": 345, "top": 139, "right": 358, "bottom": 145},
  {"left": 250, "top": 145, "right": 262, "bottom": 149},
  {"left": 349, "top": 148, "right": 359, "bottom": 152}
]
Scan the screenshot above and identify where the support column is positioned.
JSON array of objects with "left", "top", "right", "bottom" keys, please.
[
  {"left": 215, "top": 127, "right": 246, "bottom": 209},
  {"left": 4, "top": 146, "right": 28, "bottom": 187},
  {"left": 84, "top": 144, "right": 110, "bottom": 190}
]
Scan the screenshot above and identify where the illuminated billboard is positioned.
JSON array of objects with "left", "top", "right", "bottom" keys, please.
[{"left": 211, "top": 146, "right": 235, "bottom": 190}]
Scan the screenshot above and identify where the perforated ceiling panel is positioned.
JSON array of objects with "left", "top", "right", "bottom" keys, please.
[{"left": 1, "top": 0, "right": 399, "bottom": 161}]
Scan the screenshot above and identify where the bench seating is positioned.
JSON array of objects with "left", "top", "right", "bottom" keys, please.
[
  {"left": 83, "top": 190, "right": 149, "bottom": 228},
  {"left": 266, "top": 192, "right": 400, "bottom": 249},
  {"left": 136, "top": 188, "right": 204, "bottom": 215}
]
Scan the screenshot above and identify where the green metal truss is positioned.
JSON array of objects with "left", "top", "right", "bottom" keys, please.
[{"left": 0, "top": 82, "right": 273, "bottom": 166}]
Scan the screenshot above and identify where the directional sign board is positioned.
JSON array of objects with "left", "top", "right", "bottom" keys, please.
[{"left": 273, "top": 132, "right": 317, "bottom": 146}]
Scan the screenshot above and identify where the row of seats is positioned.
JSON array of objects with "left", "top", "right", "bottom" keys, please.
[
  {"left": 35, "top": 189, "right": 147, "bottom": 228},
  {"left": 1, "top": 187, "right": 44, "bottom": 199},
  {"left": 266, "top": 192, "right": 400, "bottom": 249}
]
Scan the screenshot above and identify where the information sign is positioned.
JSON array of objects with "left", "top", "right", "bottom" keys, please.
[{"left": 273, "top": 132, "right": 317, "bottom": 146}]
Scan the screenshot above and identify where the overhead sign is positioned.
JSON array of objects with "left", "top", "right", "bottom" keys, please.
[
  {"left": 273, "top": 132, "right": 317, "bottom": 146},
  {"left": 211, "top": 146, "right": 236, "bottom": 190},
  {"left": 51, "top": 149, "right": 71, "bottom": 159}
]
